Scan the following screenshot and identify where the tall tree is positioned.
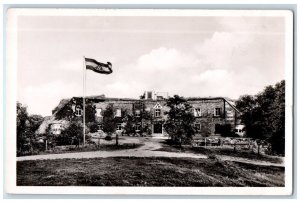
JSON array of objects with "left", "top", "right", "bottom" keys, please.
[
  {"left": 17, "top": 102, "right": 30, "bottom": 153},
  {"left": 235, "top": 80, "right": 285, "bottom": 155},
  {"left": 269, "top": 81, "right": 285, "bottom": 154},
  {"left": 164, "top": 95, "right": 195, "bottom": 146},
  {"left": 102, "top": 104, "right": 118, "bottom": 145},
  {"left": 85, "top": 104, "right": 96, "bottom": 123},
  {"left": 28, "top": 114, "right": 44, "bottom": 132}
]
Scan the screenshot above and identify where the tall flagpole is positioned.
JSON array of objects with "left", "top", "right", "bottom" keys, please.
[{"left": 83, "top": 56, "right": 86, "bottom": 146}]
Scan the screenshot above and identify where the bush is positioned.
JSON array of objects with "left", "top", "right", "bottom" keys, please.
[
  {"left": 55, "top": 122, "right": 83, "bottom": 146},
  {"left": 89, "top": 123, "right": 99, "bottom": 133},
  {"left": 104, "top": 135, "right": 112, "bottom": 141},
  {"left": 215, "top": 124, "right": 234, "bottom": 137}
]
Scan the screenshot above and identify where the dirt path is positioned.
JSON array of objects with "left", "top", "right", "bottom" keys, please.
[
  {"left": 17, "top": 138, "right": 207, "bottom": 161},
  {"left": 17, "top": 138, "right": 284, "bottom": 167}
]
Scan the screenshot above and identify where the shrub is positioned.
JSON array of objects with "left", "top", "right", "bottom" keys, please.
[
  {"left": 215, "top": 124, "right": 234, "bottom": 137},
  {"left": 89, "top": 123, "right": 99, "bottom": 133},
  {"left": 55, "top": 121, "right": 83, "bottom": 146},
  {"left": 104, "top": 135, "right": 112, "bottom": 141}
]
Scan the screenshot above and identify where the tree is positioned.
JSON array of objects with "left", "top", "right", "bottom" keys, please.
[
  {"left": 269, "top": 80, "right": 285, "bottom": 154},
  {"left": 85, "top": 104, "right": 96, "bottom": 123},
  {"left": 123, "top": 114, "right": 134, "bottom": 135},
  {"left": 139, "top": 93, "right": 145, "bottom": 99},
  {"left": 164, "top": 95, "right": 195, "bottom": 146},
  {"left": 141, "top": 110, "right": 152, "bottom": 136},
  {"left": 17, "top": 102, "right": 30, "bottom": 154},
  {"left": 235, "top": 80, "right": 285, "bottom": 155},
  {"left": 57, "top": 121, "right": 83, "bottom": 146},
  {"left": 55, "top": 104, "right": 74, "bottom": 121},
  {"left": 28, "top": 114, "right": 44, "bottom": 132},
  {"left": 102, "top": 104, "right": 117, "bottom": 145}
]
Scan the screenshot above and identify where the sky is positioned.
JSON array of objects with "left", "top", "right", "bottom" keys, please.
[{"left": 17, "top": 15, "right": 286, "bottom": 116}]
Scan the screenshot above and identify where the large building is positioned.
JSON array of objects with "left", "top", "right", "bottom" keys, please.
[{"left": 37, "top": 91, "right": 241, "bottom": 138}]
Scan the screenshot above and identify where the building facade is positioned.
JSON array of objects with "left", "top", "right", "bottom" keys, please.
[{"left": 37, "top": 91, "right": 241, "bottom": 138}]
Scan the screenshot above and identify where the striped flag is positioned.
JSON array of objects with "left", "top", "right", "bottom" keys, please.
[{"left": 85, "top": 58, "right": 113, "bottom": 74}]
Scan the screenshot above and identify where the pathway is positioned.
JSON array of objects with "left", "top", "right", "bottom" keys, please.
[{"left": 17, "top": 138, "right": 285, "bottom": 167}]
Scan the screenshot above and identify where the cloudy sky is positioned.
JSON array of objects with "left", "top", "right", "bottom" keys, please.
[{"left": 17, "top": 14, "right": 285, "bottom": 116}]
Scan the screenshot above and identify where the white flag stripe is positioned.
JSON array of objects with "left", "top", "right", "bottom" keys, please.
[{"left": 86, "top": 61, "right": 98, "bottom": 67}]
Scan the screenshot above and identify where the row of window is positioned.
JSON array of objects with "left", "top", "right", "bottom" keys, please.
[
  {"left": 100, "top": 123, "right": 202, "bottom": 132},
  {"left": 98, "top": 123, "right": 141, "bottom": 131},
  {"left": 75, "top": 107, "right": 222, "bottom": 117},
  {"left": 75, "top": 108, "right": 162, "bottom": 118},
  {"left": 193, "top": 107, "right": 222, "bottom": 117}
]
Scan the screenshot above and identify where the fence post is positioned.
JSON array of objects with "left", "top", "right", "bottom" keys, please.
[
  {"left": 233, "top": 141, "right": 236, "bottom": 153},
  {"left": 204, "top": 137, "right": 206, "bottom": 148},
  {"left": 45, "top": 140, "right": 48, "bottom": 151}
]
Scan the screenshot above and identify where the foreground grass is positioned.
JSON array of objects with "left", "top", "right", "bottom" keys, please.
[
  {"left": 17, "top": 156, "right": 284, "bottom": 187},
  {"left": 156, "top": 140, "right": 282, "bottom": 164}
]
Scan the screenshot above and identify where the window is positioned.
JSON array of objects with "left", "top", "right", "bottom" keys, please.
[
  {"left": 215, "top": 108, "right": 222, "bottom": 116},
  {"left": 194, "top": 108, "right": 201, "bottom": 117},
  {"left": 155, "top": 109, "right": 161, "bottom": 117},
  {"left": 96, "top": 108, "right": 102, "bottom": 117},
  {"left": 135, "top": 110, "right": 141, "bottom": 117},
  {"left": 116, "top": 123, "right": 122, "bottom": 130},
  {"left": 115, "top": 109, "right": 122, "bottom": 117},
  {"left": 75, "top": 106, "right": 82, "bottom": 116},
  {"left": 194, "top": 123, "right": 201, "bottom": 132}
]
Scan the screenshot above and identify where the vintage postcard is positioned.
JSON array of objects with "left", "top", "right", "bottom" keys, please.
[{"left": 5, "top": 8, "right": 293, "bottom": 195}]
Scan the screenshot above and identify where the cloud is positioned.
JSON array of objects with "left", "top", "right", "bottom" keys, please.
[
  {"left": 195, "top": 32, "right": 253, "bottom": 70},
  {"left": 191, "top": 69, "right": 230, "bottom": 83},
  {"left": 136, "top": 47, "right": 200, "bottom": 72},
  {"left": 20, "top": 81, "right": 81, "bottom": 116}
]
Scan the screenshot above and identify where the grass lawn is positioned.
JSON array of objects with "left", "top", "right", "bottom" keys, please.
[
  {"left": 17, "top": 156, "right": 284, "bottom": 187},
  {"left": 40, "top": 143, "right": 143, "bottom": 155},
  {"left": 155, "top": 140, "right": 283, "bottom": 164}
]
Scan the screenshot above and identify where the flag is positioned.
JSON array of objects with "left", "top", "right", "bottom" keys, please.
[{"left": 85, "top": 58, "right": 113, "bottom": 74}]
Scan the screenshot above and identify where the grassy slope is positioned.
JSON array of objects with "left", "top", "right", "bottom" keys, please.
[
  {"left": 18, "top": 143, "right": 144, "bottom": 157},
  {"left": 17, "top": 157, "right": 284, "bottom": 187},
  {"left": 155, "top": 141, "right": 283, "bottom": 164}
]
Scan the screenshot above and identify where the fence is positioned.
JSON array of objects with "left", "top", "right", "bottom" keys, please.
[{"left": 192, "top": 137, "right": 270, "bottom": 154}]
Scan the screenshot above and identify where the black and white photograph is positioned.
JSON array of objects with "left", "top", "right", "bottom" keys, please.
[{"left": 5, "top": 8, "right": 293, "bottom": 195}]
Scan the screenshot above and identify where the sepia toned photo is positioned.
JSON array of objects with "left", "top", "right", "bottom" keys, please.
[{"left": 5, "top": 9, "right": 293, "bottom": 195}]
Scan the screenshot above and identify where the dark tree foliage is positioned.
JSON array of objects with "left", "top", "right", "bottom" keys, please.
[
  {"left": 28, "top": 114, "right": 44, "bottom": 132},
  {"left": 102, "top": 104, "right": 118, "bottom": 145},
  {"left": 85, "top": 104, "right": 96, "bottom": 123},
  {"left": 56, "top": 122, "right": 83, "bottom": 146},
  {"left": 17, "top": 102, "right": 44, "bottom": 155},
  {"left": 215, "top": 124, "right": 235, "bottom": 137},
  {"left": 141, "top": 110, "right": 153, "bottom": 136},
  {"left": 55, "top": 104, "right": 74, "bottom": 121},
  {"left": 89, "top": 123, "right": 99, "bottom": 133},
  {"left": 17, "top": 102, "right": 30, "bottom": 153},
  {"left": 123, "top": 114, "right": 134, "bottom": 135},
  {"left": 164, "top": 95, "right": 196, "bottom": 146},
  {"left": 139, "top": 93, "right": 145, "bottom": 99},
  {"left": 235, "top": 80, "right": 285, "bottom": 155}
]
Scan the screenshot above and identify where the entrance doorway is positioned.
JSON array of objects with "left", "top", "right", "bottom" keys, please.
[{"left": 153, "top": 123, "right": 163, "bottom": 134}]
